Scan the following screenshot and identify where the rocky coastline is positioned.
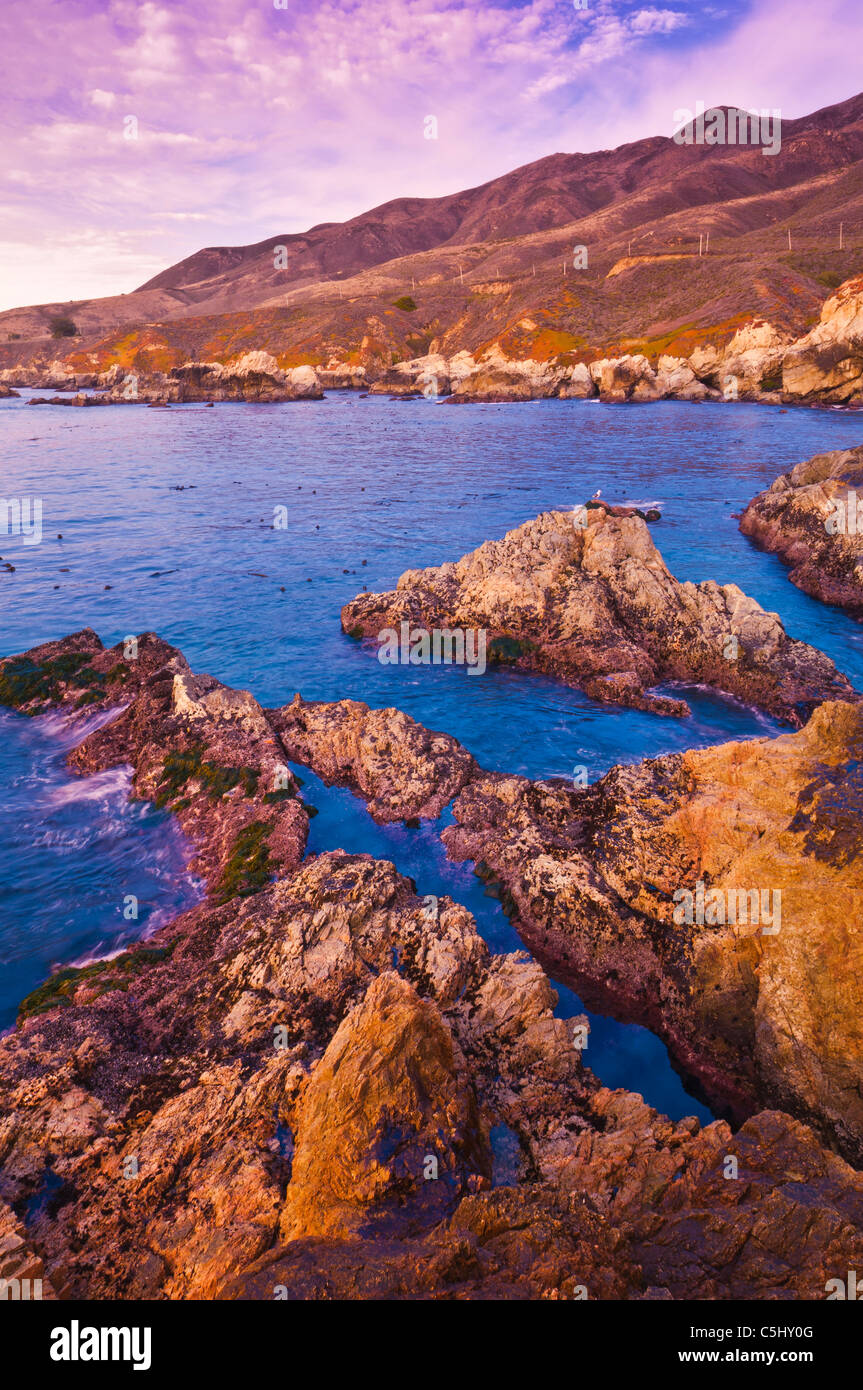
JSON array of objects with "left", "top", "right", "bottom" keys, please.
[
  {"left": 4, "top": 274, "right": 863, "bottom": 409},
  {"left": 2, "top": 628, "right": 863, "bottom": 1299}
]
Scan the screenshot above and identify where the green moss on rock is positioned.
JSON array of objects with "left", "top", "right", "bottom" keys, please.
[
  {"left": 0, "top": 651, "right": 107, "bottom": 713},
  {"left": 155, "top": 745, "right": 260, "bottom": 808},
  {"left": 217, "top": 820, "right": 273, "bottom": 901},
  {"left": 17, "top": 943, "right": 176, "bottom": 1022},
  {"left": 487, "top": 634, "right": 538, "bottom": 665}
]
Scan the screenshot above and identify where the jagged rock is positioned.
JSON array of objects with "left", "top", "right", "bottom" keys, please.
[
  {"left": 269, "top": 694, "right": 478, "bottom": 821},
  {"left": 783, "top": 276, "right": 863, "bottom": 402},
  {"left": 558, "top": 362, "right": 596, "bottom": 398},
  {"left": 318, "top": 363, "right": 367, "bottom": 389},
  {"left": 721, "top": 321, "right": 789, "bottom": 396},
  {"left": 449, "top": 344, "right": 566, "bottom": 401},
  {"left": 588, "top": 355, "right": 661, "bottom": 402},
  {"left": 167, "top": 353, "right": 323, "bottom": 402},
  {"left": 442, "top": 699, "right": 863, "bottom": 1164},
  {"left": 2, "top": 631, "right": 863, "bottom": 1300},
  {"left": 654, "top": 355, "right": 713, "bottom": 400},
  {"left": 740, "top": 445, "right": 863, "bottom": 614},
  {"left": 0, "top": 629, "right": 308, "bottom": 897},
  {"left": 341, "top": 507, "right": 854, "bottom": 722},
  {"left": 0, "top": 1202, "right": 56, "bottom": 1299},
  {"left": 0, "top": 383, "right": 19, "bottom": 398},
  {"left": 226, "top": 1186, "right": 643, "bottom": 1300},
  {"left": 280, "top": 972, "right": 490, "bottom": 1241},
  {"left": 368, "top": 353, "right": 450, "bottom": 397}
]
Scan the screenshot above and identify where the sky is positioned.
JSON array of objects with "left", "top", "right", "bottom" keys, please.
[{"left": 0, "top": 0, "right": 862, "bottom": 311}]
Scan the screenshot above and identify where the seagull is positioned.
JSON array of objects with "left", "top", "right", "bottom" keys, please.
[{"left": 591, "top": 489, "right": 602, "bottom": 500}]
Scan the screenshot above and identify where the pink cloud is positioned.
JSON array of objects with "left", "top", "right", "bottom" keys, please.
[{"left": 0, "top": 0, "right": 860, "bottom": 309}]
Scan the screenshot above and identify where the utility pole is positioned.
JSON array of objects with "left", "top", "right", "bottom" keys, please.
[
  {"left": 840, "top": 221, "right": 844, "bottom": 250},
  {"left": 699, "top": 234, "right": 703, "bottom": 257},
  {"left": 705, "top": 232, "right": 710, "bottom": 254},
  {"left": 458, "top": 264, "right": 463, "bottom": 285},
  {"left": 532, "top": 264, "right": 536, "bottom": 277},
  {"left": 787, "top": 228, "right": 792, "bottom": 251}
]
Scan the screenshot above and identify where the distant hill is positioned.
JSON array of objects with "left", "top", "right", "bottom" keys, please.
[{"left": 4, "top": 90, "right": 863, "bottom": 372}]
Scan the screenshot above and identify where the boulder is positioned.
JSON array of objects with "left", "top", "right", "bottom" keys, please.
[
  {"left": 740, "top": 444, "right": 863, "bottom": 613},
  {"left": 269, "top": 694, "right": 478, "bottom": 821},
  {"left": 783, "top": 276, "right": 863, "bottom": 402},
  {"left": 341, "top": 507, "right": 855, "bottom": 723}
]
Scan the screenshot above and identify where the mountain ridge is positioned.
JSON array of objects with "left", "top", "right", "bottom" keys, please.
[{"left": 3, "top": 88, "right": 863, "bottom": 373}]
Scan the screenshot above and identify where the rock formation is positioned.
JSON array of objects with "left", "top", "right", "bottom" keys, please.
[
  {"left": 442, "top": 699, "right": 863, "bottom": 1165},
  {"left": 740, "top": 445, "right": 863, "bottom": 614},
  {"left": 3, "top": 630, "right": 863, "bottom": 1299},
  {"left": 342, "top": 506, "right": 855, "bottom": 722},
  {"left": 782, "top": 276, "right": 863, "bottom": 403},
  {"left": 270, "top": 694, "right": 478, "bottom": 822},
  {"left": 0, "top": 629, "right": 309, "bottom": 895}
]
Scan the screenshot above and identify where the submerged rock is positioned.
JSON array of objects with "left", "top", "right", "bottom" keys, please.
[
  {"left": 341, "top": 506, "right": 854, "bottom": 723},
  {"left": 740, "top": 445, "right": 863, "bottom": 615}
]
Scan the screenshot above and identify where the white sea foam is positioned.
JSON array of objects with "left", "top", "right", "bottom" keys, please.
[{"left": 47, "top": 765, "right": 133, "bottom": 806}]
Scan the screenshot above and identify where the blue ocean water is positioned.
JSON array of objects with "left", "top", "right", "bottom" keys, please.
[{"left": 2, "top": 390, "right": 862, "bottom": 1118}]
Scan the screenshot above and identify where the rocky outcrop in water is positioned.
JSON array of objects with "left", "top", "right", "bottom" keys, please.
[
  {"left": 342, "top": 506, "right": 855, "bottom": 723},
  {"left": 443, "top": 699, "right": 863, "bottom": 1166},
  {"left": 270, "top": 694, "right": 478, "bottom": 822},
  {"left": 164, "top": 352, "right": 322, "bottom": 402},
  {"left": 588, "top": 354, "right": 713, "bottom": 402},
  {"left": 740, "top": 445, "right": 863, "bottom": 615},
  {"left": 0, "top": 629, "right": 309, "bottom": 896},
  {"left": 21, "top": 354, "right": 323, "bottom": 405},
  {"left": 2, "top": 631, "right": 863, "bottom": 1300}
]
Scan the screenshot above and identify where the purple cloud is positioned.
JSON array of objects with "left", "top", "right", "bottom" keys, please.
[{"left": 0, "top": 0, "right": 860, "bottom": 310}]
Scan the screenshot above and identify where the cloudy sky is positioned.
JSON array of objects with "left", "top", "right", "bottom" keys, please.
[{"left": 1, "top": 0, "right": 861, "bottom": 310}]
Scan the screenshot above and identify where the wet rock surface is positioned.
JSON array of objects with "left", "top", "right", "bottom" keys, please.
[
  {"left": 0, "top": 629, "right": 309, "bottom": 899},
  {"left": 342, "top": 506, "right": 855, "bottom": 723},
  {"left": 740, "top": 445, "right": 863, "bottom": 615}
]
